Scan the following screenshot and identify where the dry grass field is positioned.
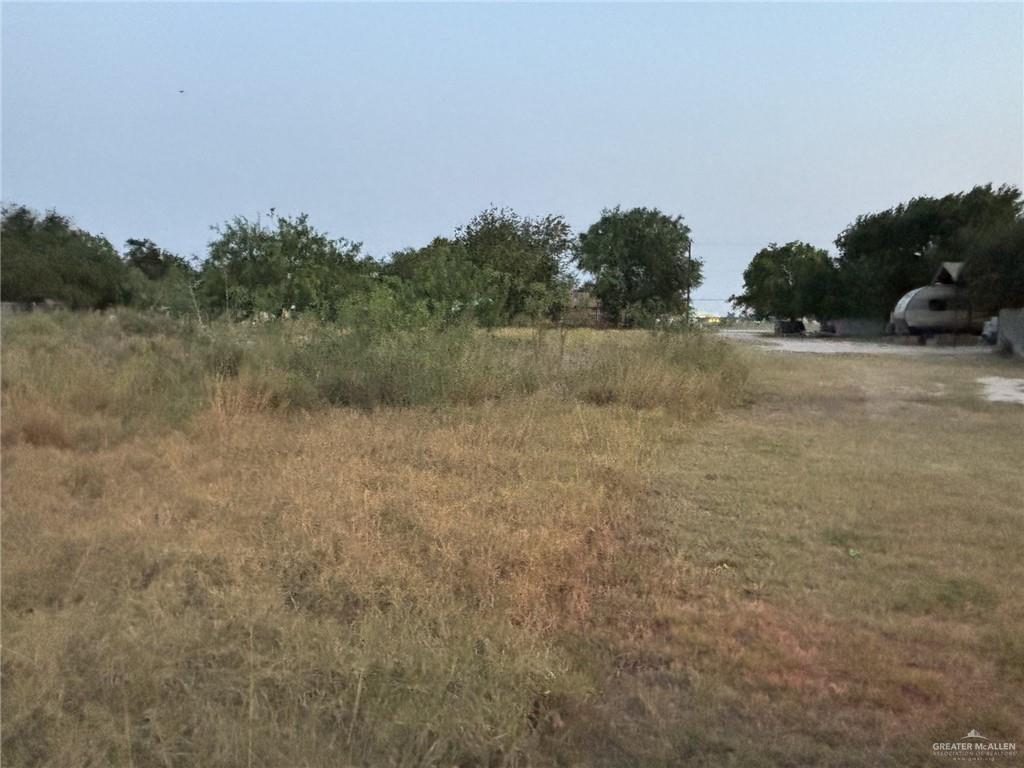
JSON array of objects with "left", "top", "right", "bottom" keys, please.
[{"left": 2, "top": 313, "right": 1022, "bottom": 767}]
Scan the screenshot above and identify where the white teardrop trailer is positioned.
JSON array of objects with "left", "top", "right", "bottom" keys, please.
[{"left": 889, "top": 262, "right": 984, "bottom": 336}]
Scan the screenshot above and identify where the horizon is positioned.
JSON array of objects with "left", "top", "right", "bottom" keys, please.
[{"left": 3, "top": 2, "right": 1022, "bottom": 315}]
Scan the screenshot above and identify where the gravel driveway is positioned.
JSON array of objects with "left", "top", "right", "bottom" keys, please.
[{"left": 718, "top": 330, "right": 990, "bottom": 356}]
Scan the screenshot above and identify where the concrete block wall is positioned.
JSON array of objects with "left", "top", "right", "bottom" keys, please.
[
  {"left": 997, "top": 308, "right": 1024, "bottom": 357},
  {"left": 831, "top": 318, "right": 886, "bottom": 337}
]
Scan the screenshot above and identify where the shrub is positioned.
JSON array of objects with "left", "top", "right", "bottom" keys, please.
[
  {"left": 1, "top": 205, "right": 129, "bottom": 309},
  {"left": 1, "top": 313, "right": 748, "bottom": 448}
]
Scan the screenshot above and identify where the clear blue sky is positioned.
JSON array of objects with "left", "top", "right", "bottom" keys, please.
[{"left": 3, "top": 2, "right": 1022, "bottom": 313}]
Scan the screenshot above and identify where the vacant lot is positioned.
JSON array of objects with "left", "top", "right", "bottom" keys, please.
[{"left": 2, "top": 315, "right": 1022, "bottom": 767}]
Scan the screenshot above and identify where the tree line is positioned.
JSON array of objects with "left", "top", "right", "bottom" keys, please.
[
  {"left": 1, "top": 204, "right": 700, "bottom": 327},
  {"left": 5, "top": 185, "right": 1020, "bottom": 327},
  {"left": 732, "top": 184, "right": 1024, "bottom": 321}
]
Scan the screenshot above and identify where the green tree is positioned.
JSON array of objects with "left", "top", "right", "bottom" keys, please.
[
  {"left": 833, "top": 185, "right": 1022, "bottom": 318},
  {"left": 963, "top": 219, "right": 1024, "bottom": 312},
  {"left": 385, "top": 238, "right": 491, "bottom": 322},
  {"left": 198, "top": 213, "right": 373, "bottom": 318},
  {"left": 455, "top": 207, "right": 574, "bottom": 320},
  {"left": 122, "top": 238, "right": 198, "bottom": 314},
  {"left": 576, "top": 206, "right": 700, "bottom": 325},
  {"left": 731, "top": 241, "right": 836, "bottom": 320},
  {"left": 1, "top": 204, "right": 128, "bottom": 309},
  {"left": 124, "top": 238, "right": 195, "bottom": 281}
]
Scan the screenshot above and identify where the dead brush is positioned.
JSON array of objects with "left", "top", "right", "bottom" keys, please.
[
  {"left": 5, "top": 399, "right": 71, "bottom": 449},
  {"left": 565, "top": 331, "right": 748, "bottom": 414},
  {"left": 1, "top": 313, "right": 761, "bottom": 767},
  {"left": 204, "top": 373, "right": 275, "bottom": 429}
]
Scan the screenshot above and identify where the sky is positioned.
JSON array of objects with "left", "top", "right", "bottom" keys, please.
[{"left": 2, "top": 2, "right": 1022, "bottom": 315}]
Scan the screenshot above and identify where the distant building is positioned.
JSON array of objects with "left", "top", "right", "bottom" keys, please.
[
  {"left": 564, "top": 289, "right": 604, "bottom": 327},
  {"left": 694, "top": 311, "right": 722, "bottom": 327}
]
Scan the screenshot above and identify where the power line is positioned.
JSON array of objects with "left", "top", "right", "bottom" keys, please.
[
  {"left": 692, "top": 239, "right": 837, "bottom": 248},
  {"left": 691, "top": 241, "right": 765, "bottom": 247}
]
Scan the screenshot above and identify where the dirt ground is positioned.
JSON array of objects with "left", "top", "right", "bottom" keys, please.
[
  {"left": 721, "top": 329, "right": 1024, "bottom": 405},
  {"left": 719, "top": 329, "right": 993, "bottom": 356}
]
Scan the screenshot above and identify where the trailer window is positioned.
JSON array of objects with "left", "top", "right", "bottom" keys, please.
[{"left": 928, "top": 299, "right": 947, "bottom": 311}]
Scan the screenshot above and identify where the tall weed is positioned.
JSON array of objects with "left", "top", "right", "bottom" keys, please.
[{"left": 1, "top": 312, "right": 747, "bottom": 450}]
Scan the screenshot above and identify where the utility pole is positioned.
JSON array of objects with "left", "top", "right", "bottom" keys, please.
[{"left": 686, "top": 240, "right": 692, "bottom": 328}]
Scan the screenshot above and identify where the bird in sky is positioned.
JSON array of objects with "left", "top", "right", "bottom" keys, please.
[{"left": 178, "top": 89, "right": 185, "bottom": 94}]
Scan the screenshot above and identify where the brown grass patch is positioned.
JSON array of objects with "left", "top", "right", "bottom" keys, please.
[{"left": 3, "top": 315, "right": 1023, "bottom": 766}]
